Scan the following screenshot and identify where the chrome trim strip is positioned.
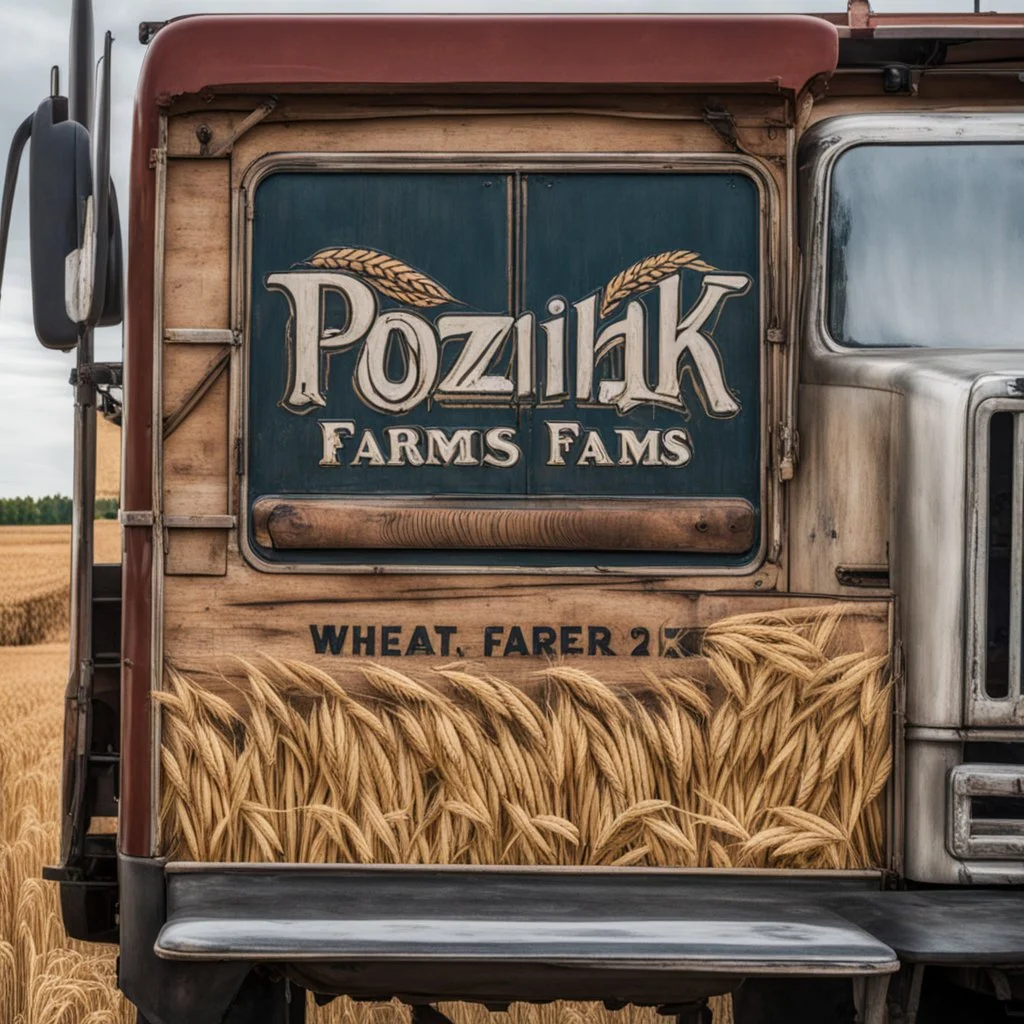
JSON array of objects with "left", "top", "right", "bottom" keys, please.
[
  {"left": 949, "top": 763, "right": 1024, "bottom": 860},
  {"left": 1010, "top": 414, "right": 1024, "bottom": 704},
  {"left": 967, "top": 394, "right": 1024, "bottom": 726}
]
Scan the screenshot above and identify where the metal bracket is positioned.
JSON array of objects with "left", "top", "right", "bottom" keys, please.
[
  {"left": 138, "top": 20, "right": 167, "bottom": 45},
  {"left": 164, "top": 328, "right": 238, "bottom": 346},
  {"left": 164, "top": 515, "right": 236, "bottom": 529},
  {"left": 206, "top": 98, "right": 278, "bottom": 159},
  {"left": 703, "top": 106, "right": 740, "bottom": 152},
  {"left": 163, "top": 348, "right": 231, "bottom": 439},
  {"left": 69, "top": 361, "right": 123, "bottom": 388},
  {"left": 119, "top": 510, "right": 155, "bottom": 527}
]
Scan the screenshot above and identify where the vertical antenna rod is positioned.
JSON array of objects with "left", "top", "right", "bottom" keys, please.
[
  {"left": 63, "top": 0, "right": 97, "bottom": 867},
  {"left": 68, "top": 0, "right": 94, "bottom": 132}
]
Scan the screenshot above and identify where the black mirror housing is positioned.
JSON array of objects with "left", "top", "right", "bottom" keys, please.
[
  {"left": 29, "top": 94, "right": 92, "bottom": 350},
  {"left": 98, "top": 180, "right": 122, "bottom": 328}
]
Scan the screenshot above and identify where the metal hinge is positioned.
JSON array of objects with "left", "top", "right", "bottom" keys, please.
[
  {"left": 777, "top": 424, "right": 799, "bottom": 482},
  {"left": 893, "top": 639, "right": 906, "bottom": 693}
]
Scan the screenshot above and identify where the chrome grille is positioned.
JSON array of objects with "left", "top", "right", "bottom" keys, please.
[{"left": 968, "top": 399, "right": 1024, "bottom": 725}]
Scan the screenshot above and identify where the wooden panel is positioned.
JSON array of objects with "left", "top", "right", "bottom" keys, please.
[
  {"left": 168, "top": 95, "right": 789, "bottom": 161},
  {"left": 166, "top": 529, "right": 228, "bottom": 576},
  {"left": 254, "top": 497, "right": 756, "bottom": 553},
  {"left": 162, "top": 345, "right": 230, "bottom": 516},
  {"left": 228, "top": 111, "right": 787, "bottom": 189},
  {"left": 163, "top": 159, "right": 230, "bottom": 328},
  {"left": 789, "top": 385, "right": 894, "bottom": 595},
  {"left": 157, "top": 102, "right": 791, "bottom": 706},
  {"left": 163, "top": 556, "right": 887, "bottom": 698}
]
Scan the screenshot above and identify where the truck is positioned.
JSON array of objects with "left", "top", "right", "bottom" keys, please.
[{"left": 4, "top": 2, "right": 1024, "bottom": 1021}]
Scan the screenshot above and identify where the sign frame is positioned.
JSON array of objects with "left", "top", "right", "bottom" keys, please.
[{"left": 233, "top": 152, "right": 780, "bottom": 576}]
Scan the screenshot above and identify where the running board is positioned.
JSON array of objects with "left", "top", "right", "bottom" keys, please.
[{"left": 155, "top": 865, "right": 896, "bottom": 1003}]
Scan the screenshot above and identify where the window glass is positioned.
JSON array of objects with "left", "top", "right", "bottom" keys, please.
[{"left": 828, "top": 144, "right": 1024, "bottom": 348}]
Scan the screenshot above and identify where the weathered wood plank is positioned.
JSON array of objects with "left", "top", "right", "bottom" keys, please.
[
  {"left": 163, "top": 558, "right": 889, "bottom": 699},
  {"left": 228, "top": 112, "right": 784, "bottom": 189},
  {"left": 163, "top": 160, "right": 230, "bottom": 329},
  {"left": 166, "top": 529, "right": 228, "bottom": 576},
  {"left": 162, "top": 355, "right": 229, "bottom": 517},
  {"left": 254, "top": 497, "right": 756, "bottom": 553}
]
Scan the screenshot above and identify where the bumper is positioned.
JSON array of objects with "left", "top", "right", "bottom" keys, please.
[{"left": 118, "top": 857, "right": 1024, "bottom": 1024}]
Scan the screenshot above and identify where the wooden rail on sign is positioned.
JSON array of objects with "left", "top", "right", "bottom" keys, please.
[{"left": 251, "top": 497, "right": 756, "bottom": 553}]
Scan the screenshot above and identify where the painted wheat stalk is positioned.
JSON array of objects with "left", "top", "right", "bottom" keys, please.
[
  {"left": 600, "top": 250, "right": 716, "bottom": 318},
  {"left": 304, "top": 246, "right": 460, "bottom": 308},
  {"left": 158, "top": 607, "right": 891, "bottom": 871}
]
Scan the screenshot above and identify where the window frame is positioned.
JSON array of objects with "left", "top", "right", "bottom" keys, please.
[
  {"left": 234, "top": 151, "right": 778, "bottom": 576},
  {"left": 802, "top": 113, "right": 1024, "bottom": 356}
]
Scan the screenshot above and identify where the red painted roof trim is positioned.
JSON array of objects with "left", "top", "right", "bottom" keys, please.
[{"left": 139, "top": 15, "right": 839, "bottom": 98}]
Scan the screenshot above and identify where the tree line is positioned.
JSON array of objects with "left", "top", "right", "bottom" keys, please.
[{"left": 0, "top": 495, "right": 118, "bottom": 525}]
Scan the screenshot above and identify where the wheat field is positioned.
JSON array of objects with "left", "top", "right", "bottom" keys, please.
[{"left": 0, "top": 524, "right": 120, "bottom": 647}]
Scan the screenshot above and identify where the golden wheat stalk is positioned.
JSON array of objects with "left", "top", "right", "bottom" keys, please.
[
  {"left": 304, "top": 246, "right": 460, "bottom": 308},
  {"left": 157, "top": 607, "right": 891, "bottom": 872},
  {"left": 600, "top": 250, "right": 716, "bottom": 319}
]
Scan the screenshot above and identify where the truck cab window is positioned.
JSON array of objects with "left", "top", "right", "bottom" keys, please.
[{"left": 828, "top": 143, "right": 1024, "bottom": 348}]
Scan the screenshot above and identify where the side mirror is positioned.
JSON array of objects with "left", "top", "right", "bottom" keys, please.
[
  {"left": 28, "top": 93, "right": 92, "bottom": 350},
  {"left": 0, "top": 29, "right": 122, "bottom": 352},
  {"left": 64, "top": 31, "right": 119, "bottom": 336}
]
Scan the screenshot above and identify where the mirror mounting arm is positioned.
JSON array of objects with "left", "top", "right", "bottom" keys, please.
[{"left": 0, "top": 113, "right": 34, "bottom": 307}]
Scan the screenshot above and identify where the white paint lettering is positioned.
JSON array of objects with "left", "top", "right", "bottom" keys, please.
[
  {"left": 655, "top": 272, "right": 749, "bottom": 417},
  {"left": 483, "top": 427, "right": 521, "bottom": 468},
  {"left": 616, "top": 428, "right": 661, "bottom": 466},
  {"left": 350, "top": 429, "right": 387, "bottom": 466},
  {"left": 546, "top": 421, "right": 581, "bottom": 466},
  {"left": 425, "top": 428, "right": 478, "bottom": 466},
  {"left": 385, "top": 426, "right": 425, "bottom": 466},
  {"left": 356, "top": 311, "right": 438, "bottom": 414},
  {"left": 661, "top": 427, "right": 693, "bottom": 467},
  {"left": 576, "top": 429, "right": 615, "bottom": 466},
  {"left": 267, "top": 271, "right": 377, "bottom": 413},
  {"left": 318, "top": 419, "right": 356, "bottom": 467},
  {"left": 436, "top": 314, "right": 514, "bottom": 402}
]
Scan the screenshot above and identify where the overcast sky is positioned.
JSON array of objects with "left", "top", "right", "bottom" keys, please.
[{"left": 0, "top": 0, "right": 1020, "bottom": 497}]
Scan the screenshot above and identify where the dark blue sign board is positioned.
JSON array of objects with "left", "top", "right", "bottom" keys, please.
[{"left": 247, "top": 169, "right": 762, "bottom": 568}]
